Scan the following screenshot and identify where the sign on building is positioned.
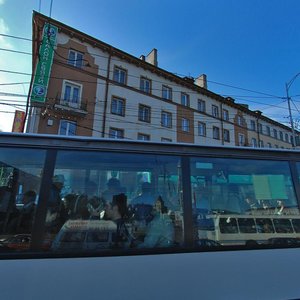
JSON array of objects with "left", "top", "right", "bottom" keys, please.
[
  {"left": 31, "top": 23, "right": 58, "bottom": 103},
  {"left": 12, "top": 110, "right": 25, "bottom": 132}
]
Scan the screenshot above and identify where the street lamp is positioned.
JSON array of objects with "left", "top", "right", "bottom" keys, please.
[{"left": 285, "top": 73, "right": 300, "bottom": 148}]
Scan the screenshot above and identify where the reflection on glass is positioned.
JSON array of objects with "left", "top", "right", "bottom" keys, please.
[
  {"left": 46, "top": 151, "right": 184, "bottom": 252},
  {"left": 191, "top": 157, "right": 300, "bottom": 247}
]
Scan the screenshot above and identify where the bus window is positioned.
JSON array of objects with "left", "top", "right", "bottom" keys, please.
[
  {"left": 292, "top": 219, "right": 300, "bottom": 233},
  {"left": 45, "top": 150, "right": 183, "bottom": 252},
  {"left": 0, "top": 148, "right": 46, "bottom": 252},
  {"left": 256, "top": 218, "right": 275, "bottom": 233},
  {"left": 273, "top": 219, "right": 294, "bottom": 234},
  {"left": 238, "top": 218, "right": 256, "bottom": 233},
  {"left": 191, "top": 157, "right": 300, "bottom": 246},
  {"left": 219, "top": 218, "right": 238, "bottom": 234}
]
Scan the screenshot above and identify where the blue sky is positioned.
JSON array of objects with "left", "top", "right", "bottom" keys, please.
[{"left": 1, "top": 0, "right": 300, "bottom": 132}]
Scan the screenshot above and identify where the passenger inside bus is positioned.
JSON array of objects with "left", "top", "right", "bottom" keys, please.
[
  {"left": 105, "top": 193, "right": 134, "bottom": 248},
  {"left": 71, "top": 181, "right": 104, "bottom": 220},
  {"left": 138, "top": 196, "right": 174, "bottom": 248},
  {"left": 46, "top": 174, "right": 67, "bottom": 232},
  {"left": 102, "top": 178, "right": 124, "bottom": 203}
]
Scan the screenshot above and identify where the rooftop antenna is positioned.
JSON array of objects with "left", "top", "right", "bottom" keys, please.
[{"left": 49, "top": 0, "right": 53, "bottom": 18}]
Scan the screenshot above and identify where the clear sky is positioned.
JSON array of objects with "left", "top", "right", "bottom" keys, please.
[{"left": 1, "top": 0, "right": 300, "bottom": 132}]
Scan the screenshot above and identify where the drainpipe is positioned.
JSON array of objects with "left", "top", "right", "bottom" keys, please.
[
  {"left": 101, "top": 49, "right": 112, "bottom": 137},
  {"left": 220, "top": 102, "right": 224, "bottom": 145}
]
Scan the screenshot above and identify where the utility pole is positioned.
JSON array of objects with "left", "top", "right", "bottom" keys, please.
[{"left": 285, "top": 73, "right": 300, "bottom": 148}]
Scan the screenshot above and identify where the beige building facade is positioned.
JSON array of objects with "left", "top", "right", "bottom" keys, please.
[{"left": 27, "top": 12, "right": 297, "bottom": 149}]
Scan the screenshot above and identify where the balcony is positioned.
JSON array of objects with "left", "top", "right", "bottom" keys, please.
[{"left": 53, "top": 99, "right": 88, "bottom": 117}]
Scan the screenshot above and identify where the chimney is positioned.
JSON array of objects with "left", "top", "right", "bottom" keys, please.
[
  {"left": 195, "top": 74, "right": 207, "bottom": 89},
  {"left": 144, "top": 48, "right": 158, "bottom": 67}
]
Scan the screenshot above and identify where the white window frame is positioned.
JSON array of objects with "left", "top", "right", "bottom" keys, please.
[
  {"left": 162, "top": 85, "right": 172, "bottom": 100},
  {"left": 198, "top": 122, "right": 206, "bottom": 136},
  {"left": 181, "top": 118, "right": 190, "bottom": 132},
  {"left": 223, "top": 129, "right": 230, "bottom": 142},
  {"left": 59, "top": 120, "right": 76, "bottom": 136},
  {"left": 109, "top": 127, "right": 124, "bottom": 139},
  {"left": 250, "top": 120, "right": 256, "bottom": 131},
  {"left": 139, "top": 104, "right": 151, "bottom": 123},
  {"left": 198, "top": 99, "right": 206, "bottom": 112},
  {"left": 61, "top": 80, "right": 82, "bottom": 108},
  {"left": 67, "top": 49, "right": 84, "bottom": 68},
  {"left": 237, "top": 115, "right": 243, "bottom": 126},
  {"left": 137, "top": 133, "right": 150, "bottom": 141},
  {"left": 238, "top": 133, "right": 245, "bottom": 146},
  {"left": 223, "top": 109, "right": 229, "bottom": 121},
  {"left": 273, "top": 129, "right": 278, "bottom": 139},
  {"left": 161, "top": 138, "right": 172, "bottom": 142},
  {"left": 113, "top": 66, "right": 127, "bottom": 84},
  {"left": 213, "top": 126, "right": 220, "bottom": 140},
  {"left": 140, "top": 77, "right": 151, "bottom": 94},
  {"left": 181, "top": 93, "right": 190, "bottom": 107},
  {"left": 266, "top": 126, "right": 271, "bottom": 136},
  {"left": 111, "top": 96, "right": 125, "bottom": 116},
  {"left": 251, "top": 138, "right": 257, "bottom": 147},
  {"left": 259, "top": 140, "right": 264, "bottom": 148},
  {"left": 161, "top": 111, "right": 172, "bottom": 128},
  {"left": 279, "top": 131, "right": 283, "bottom": 141},
  {"left": 212, "top": 105, "right": 219, "bottom": 118}
]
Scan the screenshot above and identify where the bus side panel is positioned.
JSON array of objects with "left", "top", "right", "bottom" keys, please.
[{"left": 1, "top": 249, "right": 300, "bottom": 300}]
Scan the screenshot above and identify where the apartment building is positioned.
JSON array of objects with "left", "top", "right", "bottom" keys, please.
[{"left": 27, "top": 11, "right": 296, "bottom": 149}]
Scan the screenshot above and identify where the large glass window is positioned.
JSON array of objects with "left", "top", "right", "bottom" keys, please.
[
  {"left": 0, "top": 148, "right": 46, "bottom": 253},
  {"left": 45, "top": 151, "right": 183, "bottom": 253},
  {"left": 191, "top": 157, "right": 299, "bottom": 248}
]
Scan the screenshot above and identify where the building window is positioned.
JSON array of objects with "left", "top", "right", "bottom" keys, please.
[
  {"left": 67, "top": 49, "right": 83, "bottom": 68},
  {"left": 212, "top": 105, "right": 219, "bottom": 118},
  {"left": 62, "top": 80, "right": 82, "bottom": 108},
  {"left": 223, "top": 109, "right": 229, "bottom": 121},
  {"left": 109, "top": 127, "right": 124, "bottom": 139},
  {"left": 181, "top": 118, "right": 190, "bottom": 132},
  {"left": 161, "top": 138, "right": 172, "bottom": 142},
  {"left": 213, "top": 126, "right": 220, "bottom": 140},
  {"left": 111, "top": 96, "right": 125, "bottom": 116},
  {"left": 266, "top": 126, "right": 271, "bottom": 136},
  {"left": 138, "top": 104, "right": 151, "bottom": 123},
  {"left": 181, "top": 93, "right": 190, "bottom": 107},
  {"left": 251, "top": 138, "right": 257, "bottom": 147},
  {"left": 273, "top": 129, "right": 278, "bottom": 139},
  {"left": 238, "top": 133, "right": 245, "bottom": 146},
  {"left": 59, "top": 120, "right": 76, "bottom": 136},
  {"left": 161, "top": 111, "right": 172, "bottom": 128},
  {"left": 279, "top": 131, "right": 283, "bottom": 141},
  {"left": 162, "top": 85, "right": 172, "bottom": 100},
  {"left": 275, "top": 144, "right": 279, "bottom": 148},
  {"left": 259, "top": 140, "right": 264, "bottom": 148},
  {"left": 267, "top": 142, "right": 272, "bottom": 148},
  {"left": 250, "top": 120, "right": 256, "bottom": 131},
  {"left": 198, "top": 122, "right": 206, "bottom": 136},
  {"left": 198, "top": 99, "right": 206, "bottom": 112},
  {"left": 140, "top": 77, "right": 151, "bottom": 94},
  {"left": 223, "top": 129, "right": 230, "bottom": 142},
  {"left": 113, "top": 66, "right": 127, "bottom": 84},
  {"left": 237, "top": 115, "right": 243, "bottom": 126},
  {"left": 285, "top": 133, "right": 289, "bottom": 142},
  {"left": 258, "top": 123, "right": 263, "bottom": 134},
  {"left": 138, "top": 133, "right": 150, "bottom": 141}
]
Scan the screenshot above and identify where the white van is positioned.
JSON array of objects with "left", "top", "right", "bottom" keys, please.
[{"left": 51, "top": 220, "right": 117, "bottom": 251}]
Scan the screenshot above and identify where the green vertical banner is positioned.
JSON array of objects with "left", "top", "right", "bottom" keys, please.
[{"left": 31, "top": 23, "right": 58, "bottom": 103}]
